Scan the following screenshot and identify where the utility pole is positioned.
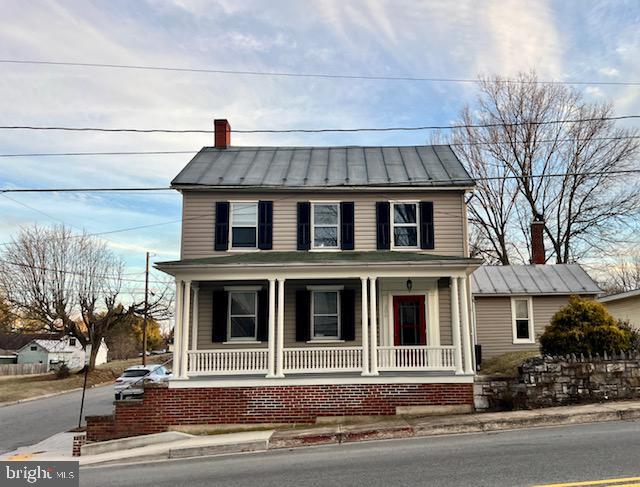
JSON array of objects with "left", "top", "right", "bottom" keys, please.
[{"left": 142, "top": 251, "right": 150, "bottom": 366}]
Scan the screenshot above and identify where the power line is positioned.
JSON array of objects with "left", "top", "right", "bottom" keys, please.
[
  {"left": 2, "top": 59, "right": 640, "bottom": 87},
  {"left": 1, "top": 135, "right": 640, "bottom": 159},
  {"left": 0, "top": 115, "right": 639, "bottom": 135}
]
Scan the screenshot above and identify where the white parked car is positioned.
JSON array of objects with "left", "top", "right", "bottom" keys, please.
[{"left": 114, "top": 365, "right": 171, "bottom": 400}]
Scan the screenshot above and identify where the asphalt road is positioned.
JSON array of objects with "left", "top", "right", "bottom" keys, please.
[
  {"left": 0, "top": 384, "right": 114, "bottom": 454},
  {"left": 82, "top": 420, "right": 640, "bottom": 487}
]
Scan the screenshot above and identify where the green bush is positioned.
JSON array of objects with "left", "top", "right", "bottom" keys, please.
[{"left": 539, "top": 296, "right": 633, "bottom": 356}]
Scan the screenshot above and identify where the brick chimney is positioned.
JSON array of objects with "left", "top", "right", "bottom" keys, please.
[
  {"left": 531, "top": 213, "right": 545, "bottom": 265},
  {"left": 214, "top": 119, "right": 231, "bottom": 149}
]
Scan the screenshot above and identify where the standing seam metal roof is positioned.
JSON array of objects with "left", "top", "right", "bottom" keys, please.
[
  {"left": 471, "top": 264, "right": 601, "bottom": 295},
  {"left": 171, "top": 145, "right": 474, "bottom": 188}
]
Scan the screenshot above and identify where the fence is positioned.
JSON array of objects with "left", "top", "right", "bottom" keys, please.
[{"left": 0, "top": 363, "right": 48, "bottom": 376}]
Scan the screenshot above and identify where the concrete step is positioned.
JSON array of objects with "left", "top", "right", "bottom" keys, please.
[{"left": 81, "top": 431, "right": 193, "bottom": 456}]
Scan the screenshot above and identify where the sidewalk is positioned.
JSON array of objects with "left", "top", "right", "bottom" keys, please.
[{"left": 5, "top": 400, "right": 640, "bottom": 467}]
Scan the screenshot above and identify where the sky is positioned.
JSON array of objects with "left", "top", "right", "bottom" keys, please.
[{"left": 1, "top": 0, "right": 640, "bottom": 297}]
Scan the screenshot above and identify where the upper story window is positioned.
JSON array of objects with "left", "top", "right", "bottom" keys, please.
[
  {"left": 511, "top": 297, "right": 534, "bottom": 344},
  {"left": 30, "top": 345, "right": 37, "bottom": 351},
  {"left": 311, "top": 290, "right": 341, "bottom": 339},
  {"left": 228, "top": 291, "right": 258, "bottom": 341},
  {"left": 312, "top": 203, "right": 340, "bottom": 249},
  {"left": 69, "top": 338, "right": 76, "bottom": 346},
  {"left": 230, "top": 202, "right": 258, "bottom": 249},
  {"left": 392, "top": 202, "right": 419, "bottom": 248}
]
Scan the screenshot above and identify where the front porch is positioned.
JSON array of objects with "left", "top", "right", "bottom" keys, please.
[{"left": 162, "top": 252, "right": 479, "bottom": 383}]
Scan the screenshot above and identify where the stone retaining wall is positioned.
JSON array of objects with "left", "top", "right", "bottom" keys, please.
[{"left": 475, "top": 352, "right": 640, "bottom": 411}]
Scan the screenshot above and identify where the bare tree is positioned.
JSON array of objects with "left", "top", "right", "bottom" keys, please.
[
  {"left": 601, "top": 256, "right": 640, "bottom": 294},
  {"left": 0, "top": 225, "right": 172, "bottom": 368},
  {"left": 452, "top": 71, "right": 640, "bottom": 264}
]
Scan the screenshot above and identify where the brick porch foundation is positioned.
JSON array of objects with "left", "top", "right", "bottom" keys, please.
[{"left": 86, "top": 382, "right": 473, "bottom": 442}]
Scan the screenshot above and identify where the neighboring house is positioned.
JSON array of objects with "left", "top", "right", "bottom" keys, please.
[
  {"left": 152, "top": 118, "right": 481, "bottom": 424},
  {"left": 0, "top": 348, "right": 17, "bottom": 364},
  {"left": 0, "top": 333, "right": 109, "bottom": 369},
  {"left": 471, "top": 264, "right": 601, "bottom": 362},
  {"left": 599, "top": 289, "right": 640, "bottom": 328}
]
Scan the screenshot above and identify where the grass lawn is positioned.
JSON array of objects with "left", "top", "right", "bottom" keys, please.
[
  {"left": 0, "top": 354, "right": 172, "bottom": 404},
  {"left": 479, "top": 351, "right": 540, "bottom": 378}
]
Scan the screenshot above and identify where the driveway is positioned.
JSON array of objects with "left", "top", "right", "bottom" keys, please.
[{"left": 0, "top": 384, "right": 114, "bottom": 455}]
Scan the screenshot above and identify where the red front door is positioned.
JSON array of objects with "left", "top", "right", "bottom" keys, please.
[{"left": 393, "top": 295, "right": 426, "bottom": 346}]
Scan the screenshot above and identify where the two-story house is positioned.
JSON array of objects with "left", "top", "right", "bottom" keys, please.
[{"left": 95, "top": 119, "right": 481, "bottom": 435}]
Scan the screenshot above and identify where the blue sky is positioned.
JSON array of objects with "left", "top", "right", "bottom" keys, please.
[{"left": 1, "top": 0, "right": 639, "bottom": 295}]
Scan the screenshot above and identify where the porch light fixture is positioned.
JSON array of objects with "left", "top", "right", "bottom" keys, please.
[{"left": 406, "top": 279, "right": 413, "bottom": 291}]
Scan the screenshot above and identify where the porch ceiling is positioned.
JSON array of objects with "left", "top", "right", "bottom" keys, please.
[{"left": 156, "top": 251, "right": 481, "bottom": 272}]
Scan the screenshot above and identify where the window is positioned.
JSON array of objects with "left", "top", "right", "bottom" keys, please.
[
  {"left": 312, "top": 203, "right": 340, "bottom": 249},
  {"left": 228, "top": 291, "right": 258, "bottom": 341},
  {"left": 311, "top": 290, "right": 340, "bottom": 339},
  {"left": 230, "top": 202, "right": 258, "bottom": 248},
  {"left": 69, "top": 338, "right": 76, "bottom": 346},
  {"left": 30, "top": 345, "right": 37, "bottom": 351},
  {"left": 512, "top": 298, "right": 534, "bottom": 343},
  {"left": 392, "top": 203, "right": 419, "bottom": 248}
]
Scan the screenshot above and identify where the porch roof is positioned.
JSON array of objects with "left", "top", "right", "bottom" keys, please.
[{"left": 156, "top": 251, "right": 481, "bottom": 271}]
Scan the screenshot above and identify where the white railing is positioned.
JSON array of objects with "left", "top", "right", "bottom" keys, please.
[
  {"left": 377, "top": 346, "right": 456, "bottom": 371},
  {"left": 187, "top": 349, "right": 268, "bottom": 375},
  {"left": 283, "top": 347, "right": 363, "bottom": 373}
]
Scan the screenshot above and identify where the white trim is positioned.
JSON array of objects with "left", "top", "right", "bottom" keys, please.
[
  {"left": 310, "top": 289, "right": 341, "bottom": 340},
  {"left": 310, "top": 202, "right": 341, "bottom": 250},
  {"left": 390, "top": 201, "right": 420, "bottom": 250},
  {"left": 222, "top": 341, "right": 262, "bottom": 345},
  {"left": 227, "top": 290, "right": 259, "bottom": 342},
  {"left": 511, "top": 297, "right": 535, "bottom": 344},
  {"left": 275, "top": 278, "right": 285, "bottom": 377},
  {"left": 169, "top": 374, "right": 474, "bottom": 388},
  {"left": 191, "top": 283, "right": 199, "bottom": 350},
  {"left": 306, "top": 339, "right": 345, "bottom": 344},
  {"left": 229, "top": 201, "right": 258, "bottom": 250}
]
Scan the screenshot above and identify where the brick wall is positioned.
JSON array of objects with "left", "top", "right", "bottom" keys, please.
[{"left": 86, "top": 382, "right": 473, "bottom": 442}]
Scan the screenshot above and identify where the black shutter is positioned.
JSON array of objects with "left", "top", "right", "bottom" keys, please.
[
  {"left": 341, "top": 288, "right": 356, "bottom": 341},
  {"left": 257, "top": 288, "right": 268, "bottom": 341},
  {"left": 214, "top": 202, "right": 230, "bottom": 251},
  {"left": 295, "top": 289, "right": 311, "bottom": 342},
  {"left": 340, "top": 202, "right": 355, "bottom": 250},
  {"left": 376, "top": 202, "right": 391, "bottom": 250},
  {"left": 258, "top": 201, "right": 273, "bottom": 250},
  {"left": 420, "top": 201, "right": 435, "bottom": 249},
  {"left": 297, "top": 202, "right": 311, "bottom": 251},
  {"left": 212, "top": 290, "right": 227, "bottom": 342}
]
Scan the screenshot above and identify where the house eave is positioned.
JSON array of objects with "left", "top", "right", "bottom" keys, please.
[{"left": 170, "top": 184, "right": 475, "bottom": 193}]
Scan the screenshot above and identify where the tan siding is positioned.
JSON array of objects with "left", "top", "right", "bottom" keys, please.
[
  {"left": 602, "top": 296, "right": 640, "bottom": 328},
  {"left": 438, "top": 278, "right": 452, "bottom": 346},
  {"left": 181, "top": 190, "right": 465, "bottom": 258},
  {"left": 475, "top": 295, "right": 583, "bottom": 361}
]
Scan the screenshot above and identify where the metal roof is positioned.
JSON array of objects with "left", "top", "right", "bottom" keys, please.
[
  {"left": 598, "top": 288, "right": 640, "bottom": 303},
  {"left": 171, "top": 145, "right": 474, "bottom": 189},
  {"left": 471, "top": 264, "right": 601, "bottom": 296}
]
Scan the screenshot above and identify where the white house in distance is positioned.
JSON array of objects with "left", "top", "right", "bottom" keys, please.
[{"left": 16, "top": 336, "right": 109, "bottom": 370}]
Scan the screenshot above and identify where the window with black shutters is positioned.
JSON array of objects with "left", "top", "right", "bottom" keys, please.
[
  {"left": 228, "top": 291, "right": 258, "bottom": 341},
  {"left": 312, "top": 203, "right": 340, "bottom": 249},
  {"left": 391, "top": 202, "right": 419, "bottom": 248},
  {"left": 311, "top": 290, "right": 340, "bottom": 339},
  {"left": 230, "top": 202, "right": 258, "bottom": 248}
]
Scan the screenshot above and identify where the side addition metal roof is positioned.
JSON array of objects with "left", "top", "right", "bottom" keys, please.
[
  {"left": 471, "top": 264, "right": 602, "bottom": 296},
  {"left": 171, "top": 145, "right": 474, "bottom": 189}
]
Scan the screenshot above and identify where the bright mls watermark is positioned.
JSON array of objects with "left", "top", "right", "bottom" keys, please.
[{"left": 1, "top": 462, "right": 78, "bottom": 486}]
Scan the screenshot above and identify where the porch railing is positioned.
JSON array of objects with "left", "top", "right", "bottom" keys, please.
[
  {"left": 187, "top": 349, "right": 268, "bottom": 375},
  {"left": 283, "top": 347, "right": 363, "bottom": 373},
  {"left": 377, "top": 346, "right": 456, "bottom": 371}
]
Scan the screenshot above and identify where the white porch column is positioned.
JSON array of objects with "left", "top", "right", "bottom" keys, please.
[
  {"left": 180, "top": 280, "right": 192, "bottom": 379},
  {"left": 369, "top": 276, "right": 379, "bottom": 375},
  {"left": 275, "top": 278, "right": 286, "bottom": 377},
  {"left": 459, "top": 277, "right": 473, "bottom": 374},
  {"left": 360, "top": 277, "right": 371, "bottom": 376},
  {"left": 173, "top": 279, "right": 184, "bottom": 378},
  {"left": 450, "top": 277, "right": 463, "bottom": 375},
  {"left": 266, "top": 278, "right": 277, "bottom": 378},
  {"left": 191, "top": 283, "right": 199, "bottom": 350}
]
